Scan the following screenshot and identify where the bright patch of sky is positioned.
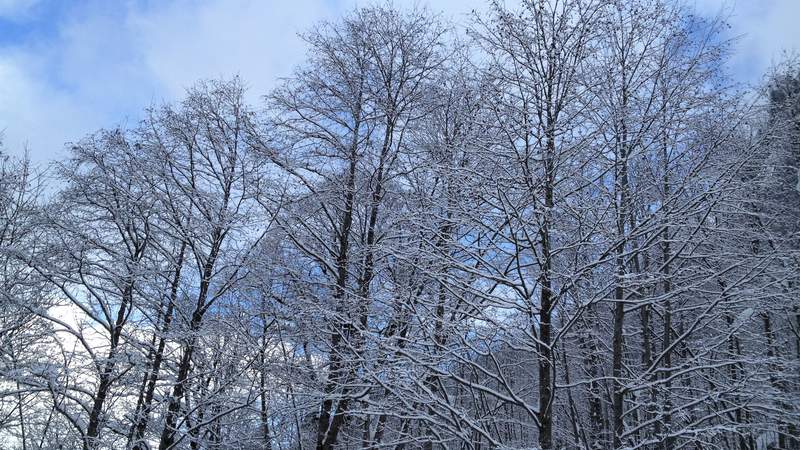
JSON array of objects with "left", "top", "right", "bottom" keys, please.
[{"left": 0, "top": 0, "right": 797, "bottom": 164}]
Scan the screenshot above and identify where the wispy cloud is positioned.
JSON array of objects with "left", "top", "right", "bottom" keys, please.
[
  {"left": 0, "top": 0, "right": 40, "bottom": 20},
  {"left": 694, "top": 0, "right": 800, "bottom": 81},
  {"left": 0, "top": 0, "right": 795, "bottom": 164}
]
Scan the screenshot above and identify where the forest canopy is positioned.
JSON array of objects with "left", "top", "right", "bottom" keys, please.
[{"left": 0, "top": 1, "right": 798, "bottom": 449}]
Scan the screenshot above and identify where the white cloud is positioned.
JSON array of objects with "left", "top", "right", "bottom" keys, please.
[
  {"left": 0, "top": 0, "right": 797, "bottom": 165},
  {"left": 0, "top": 52, "right": 103, "bottom": 163},
  {"left": 0, "top": 0, "right": 39, "bottom": 19},
  {"left": 692, "top": 0, "right": 800, "bottom": 83},
  {"left": 127, "top": 0, "right": 343, "bottom": 100},
  {"left": 125, "top": 0, "right": 487, "bottom": 100},
  {"left": 1, "top": 0, "right": 347, "bottom": 163}
]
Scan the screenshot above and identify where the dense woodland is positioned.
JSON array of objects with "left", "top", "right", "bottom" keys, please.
[{"left": 0, "top": 0, "right": 799, "bottom": 449}]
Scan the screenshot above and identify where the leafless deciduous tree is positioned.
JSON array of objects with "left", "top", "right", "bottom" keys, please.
[{"left": 0, "top": 2, "right": 798, "bottom": 449}]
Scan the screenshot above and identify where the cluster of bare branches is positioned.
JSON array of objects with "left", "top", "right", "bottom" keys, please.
[{"left": 0, "top": 1, "right": 798, "bottom": 449}]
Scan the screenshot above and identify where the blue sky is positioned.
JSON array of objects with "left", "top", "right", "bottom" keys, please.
[{"left": 1, "top": 0, "right": 798, "bottom": 163}]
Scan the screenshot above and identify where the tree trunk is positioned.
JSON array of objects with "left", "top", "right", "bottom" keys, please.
[
  {"left": 130, "top": 242, "right": 186, "bottom": 449},
  {"left": 85, "top": 282, "right": 133, "bottom": 449},
  {"left": 537, "top": 126, "right": 556, "bottom": 450},
  {"left": 316, "top": 128, "right": 360, "bottom": 450}
]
